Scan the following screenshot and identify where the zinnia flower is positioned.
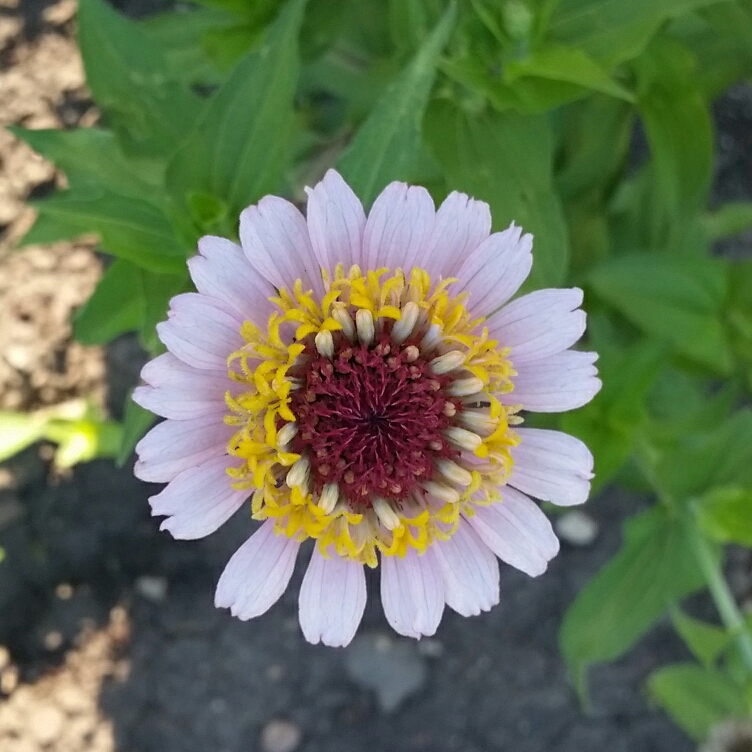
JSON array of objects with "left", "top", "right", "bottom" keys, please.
[{"left": 133, "top": 170, "right": 601, "bottom": 646}]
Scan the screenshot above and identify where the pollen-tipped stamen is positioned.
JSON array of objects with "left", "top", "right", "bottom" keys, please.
[
  {"left": 355, "top": 308, "right": 375, "bottom": 346},
  {"left": 444, "top": 426, "right": 483, "bottom": 452},
  {"left": 373, "top": 496, "right": 401, "bottom": 530},
  {"left": 391, "top": 301, "right": 420, "bottom": 344},
  {"left": 318, "top": 482, "right": 339, "bottom": 514},
  {"left": 422, "top": 481, "right": 461, "bottom": 504},
  {"left": 315, "top": 329, "right": 334, "bottom": 358},
  {"left": 430, "top": 350, "right": 466, "bottom": 375},
  {"left": 447, "top": 377, "right": 485, "bottom": 397},
  {"left": 435, "top": 458, "right": 473, "bottom": 487}
]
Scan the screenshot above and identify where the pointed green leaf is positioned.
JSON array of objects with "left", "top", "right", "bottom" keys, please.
[
  {"left": 77, "top": 0, "right": 201, "bottom": 154},
  {"left": 652, "top": 410, "right": 752, "bottom": 502},
  {"left": 337, "top": 3, "right": 456, "bottom": 206},
  {"left": 117, "top": 395, "right": 157, "bottom": 468},
  {"left": 73, "top": 260, "right": 145, "bottom": 346},
  {"left": 560, "top": 507, "right": 706, "bottom": 698},
  {"left": 424, "top": 100, "right": 568, "bottom": 287},
  {"left": 671, "top": 609, "right": 730, "bottom": 668},
  {"left": 505, "top": 46, "right": 635, "bottom": 102},
  {"left": 588, "top": 254, "right": 732, "bottom": 374},
  {"left": 634, "top": 39, "right": 713, "bottom": 234},
  {"left": 166, "top": 0, "right": 307, "bottom": 217},
  {"left": 9, "top": 127, "right": 163, "bottom": 199},
  {"left": 696, "top": 486, "right": 752, "bottom": 548},
  {"left": 647, "top": 664, "right": 745, "bottom": 740},
  {"left": 30, "top": 190, "right": 187, "bottom": 274}
]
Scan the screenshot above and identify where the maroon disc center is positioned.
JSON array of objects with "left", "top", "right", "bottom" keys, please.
[{"left": 288, "top": 333, "right": 458, "bottom": 508}]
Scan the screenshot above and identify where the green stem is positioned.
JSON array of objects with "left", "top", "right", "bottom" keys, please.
[{"left": 685, "top": 509, "right": 752, "bottom": 674}]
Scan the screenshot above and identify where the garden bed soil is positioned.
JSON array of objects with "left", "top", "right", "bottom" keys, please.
[{"left": 1, "top": 2, "right": 751, "bottom": 751}]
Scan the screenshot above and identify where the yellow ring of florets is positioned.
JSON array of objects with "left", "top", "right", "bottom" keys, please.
[{"left": 223, "top": 264, "right": 520, "bottom": 567}]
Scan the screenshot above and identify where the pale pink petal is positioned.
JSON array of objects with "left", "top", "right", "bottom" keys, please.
[
  {"left": 305, "top": 169, "right": 366, "bottom": 273},
  {"left": 455, "top": 224, "right": 533, "bottom": 318},
  {"left": 133, "top": 353, "right": 230, "bottom": 420},
  {"left": 298, "top": 548, "right": 366, "bottom": 647},
  {"left": 414, "top": 191, "right": 491, "bottom": 277},
  {"left": 500, "top": 350, "right": 601, "bottom": 412},
  {"left": 215, "top": 519, "right": 300, "bottom": 619},
  {"left": 466, "top": 487, "right": 559, "bottom": 576},
  {"left": 156, "top": 293, "right": 244, "bottom": 371},
  {"left": 362, "top": 182, "right": 435, "bottom": 272},
  {"left": 134, "top": 415, "right": 234, "bottom": 483},
  {"left": 509, "top": 428, "right": 594, "bottom": 506},
  {"left": 148, "top": 455, "right": 247, "bottom": 540},
  {"left": 380, "top": 548, "right": 444, "bottom": 638},
  {"left": 431, "top": 520, "right": 499, "bottom": 617},
  {"left": 188, "top": 236, "right": 276, "bottom": 326},
  {"left": 488, "top": 288, "right": 586, "bottom": 364},
  {"left": 239, "top": 196, "right": 324, "bottom": 299}
]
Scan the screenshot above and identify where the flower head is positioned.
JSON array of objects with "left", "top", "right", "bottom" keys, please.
[{"left": 133, "top": 170, "right": 601, "bottom": 646}]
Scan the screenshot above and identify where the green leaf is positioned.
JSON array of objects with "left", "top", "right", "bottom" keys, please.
[
  {"left": 555, "top": 97, "right": 634, "bottom": 200},
  {"left": 166, "top": 0, "right": 307, "bottom": 219},
  {"left": 671, "top": 608, "right": 730, "bottom": 668},
  {"left": 139, "top": 271, "right": 190, "bottom": 354},
  {"left": 726, "top": 260, "right": 752, "bottom": 390},
  {"left": 633, "top": 39, "right": 713, "bottom": 241},
  {"left": 561, "top": 336, "right": 666, "bottom": 491},
  {"left": 424, "top": 100, "right": 569, "bottom": 288},
  {"left": 505, "top": 45, "right": 635, "bottom": 102},
  {"left": 588, "top": 254, "right": 733, "bottom": 374},
  {"left": 117, "top": 395, "right": 157, "bottom": 467},
  {"left": 9, "top": 127, "right": 162, "bottom": 199},
  {"left": 141, "top": 7, "right": 238, "bottom": 86},
  {"left": 696, "top": 486, "right": 752, "bottom": 548},
  {"left": 0, "top": 412, "right": 47, "bottom": 463},
  {"left": 29, "top": 189, "right": 187, "bottom": 274},
  {"left": 647, "top": 664, "right": 745, "bottom": 741},
  {"left": 703, "top": 203, "right": 752, "bottom": 242},
  {"left": 77, "top": 0, "right": 200, "bottom": 155},
  {"left": 652, "top": 410, "right": 752, "bottom": 502},
  {"left": 73, "top": 260, "right": 145, "bottom": 346},
  {"left": 547, "top": 0, "right": 727, "bottom": 68},
  {"left": 560, "top": 506, "right": 706, "bottom": 697},
  {"left": 337, "top": 3, "right": 456, "bottom": 207}
]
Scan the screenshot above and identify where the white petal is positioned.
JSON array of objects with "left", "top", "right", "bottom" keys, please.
[
  {"left": 188, "top": 236, "right": 276, "bottom": 326},
  {"left": 380, "top": 548, "right": 444, "bottom": 638},
  {"left": 305, "top": 169, "right": 366, "bottom": 273},
  {"left": 156, "top": 293, "right": 244, "bottom": 371},
  {"left": 134, "top": 415, "right": 234, "bottom": 483},
  {"left": 466, "top": 487, "right": 560, "bottom": 576},
  {"left": 489, "top": 288, "right": 586, "bottom": 364},
  {"left": 509, "top": 428, "right": 594, "bottom": 506},
  {"left": 133, "top": 353, "right": 230, "bottom": 420},
  {"left": 431, "top": 521, "right": 499, "bottom": 617},
  {"left": 455, "top": 224, "right": 533, "bottom": 317},
  {"left": 239, "top": 196, "right": 324, "bottom": 299},
  {"left": 500, "top": 350, "right": 601, "bottom": 412},
  {"left": 298, "top": 548, "right": 366, "bottom": 647},
  {"left": 148, "top": 455, "right": 247, "bottom": 540},
  {"left": 414, "top": 191, "right": 491, "bottom": 277},
  {"left": 215, "top": 519, "right": 300, "bottom": 619},
  {"left": 363, "top": 182, "right": 435, "bottom": 272}
]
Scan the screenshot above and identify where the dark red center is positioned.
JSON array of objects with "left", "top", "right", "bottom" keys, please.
[{"left": 288, "top": 331, "right": 459, "bottom": 508}]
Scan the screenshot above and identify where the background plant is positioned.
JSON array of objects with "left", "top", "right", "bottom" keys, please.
[{"left": 9, "top": 0, "right": 752, "bottom": 742}]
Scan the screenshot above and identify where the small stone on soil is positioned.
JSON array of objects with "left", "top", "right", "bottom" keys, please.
[
  {"left": 555, "top": 510, "right": 599, "bottom": 547},
  {"left": 345, "top": 632, "right": 428, "bottom": 713},
  {"left": 260, "top": 719, "right": 303, "bottom": 752}
]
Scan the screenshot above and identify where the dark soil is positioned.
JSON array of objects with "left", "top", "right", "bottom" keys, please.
[{"left": 1, "top": 2, "right": 751, "bottom": 751}]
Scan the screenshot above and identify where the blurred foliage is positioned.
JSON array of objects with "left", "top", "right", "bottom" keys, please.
[{"left": 9, "top": 0, "right": 752, "bottom": 740}]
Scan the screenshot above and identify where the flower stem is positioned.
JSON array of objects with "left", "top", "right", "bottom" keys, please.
[{"left": 685, "top": 508, "right": 752, "bottom": 674}]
